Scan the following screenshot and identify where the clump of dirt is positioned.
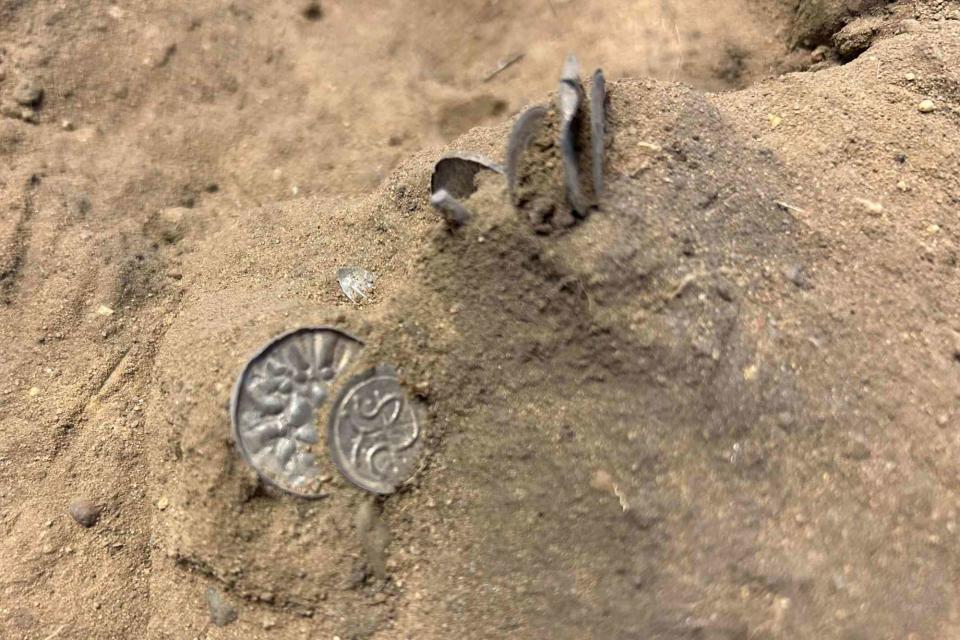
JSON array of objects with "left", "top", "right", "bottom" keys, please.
[
  {"left": 790, "top": 0, "right": 891, "bottom": 47},
  {"left": 510, "top": 92, "right": 603, "bottom": 233},
  {"left": 511, "top": 106, "right": 573, "bottom": 231}
]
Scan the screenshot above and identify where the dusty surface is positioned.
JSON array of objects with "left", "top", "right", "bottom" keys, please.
[{"left": 2, "top": 0, "right": 960, "bottom": 638}]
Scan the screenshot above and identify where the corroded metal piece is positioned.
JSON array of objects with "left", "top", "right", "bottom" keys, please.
[
  {"left": 590, "top": 69, "right": 607, "bottom": 199},
  {"left": 429, "top": 153, "right": 503, "bottom": 227},
  {"left": 431, "top": 153, "right": 503, "bottom": 200},
  {"left": 328, "top": 365, "right": 422, "bottom": 495},
  {"left": 558, "top": 55, "right": 588, "bottom": 215},
  {"left": 505, "top": 105, "right": 547, "bottom": 202},
  {"left": 431, "top": 188, "right": 473, "bottom": 226},
  {"left": 231, "top": 327, "right": 364, "bottom": 497},
  {"left": 337, "top": 266, "right": 375, "bottom": 303}
]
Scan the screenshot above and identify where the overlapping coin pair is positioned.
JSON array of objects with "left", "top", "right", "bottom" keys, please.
[{"left": 231, "top": 327, "right": 422, "bottom": 497}]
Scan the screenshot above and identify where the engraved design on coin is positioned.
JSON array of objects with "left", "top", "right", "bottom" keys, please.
[
  {"left": 231, "top": 327, "right": 363, "bottom": 497},
  {"left": 328, "top": 366, "right": 422, "bottom": 494}
]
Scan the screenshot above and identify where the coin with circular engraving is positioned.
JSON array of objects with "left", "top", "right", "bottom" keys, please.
[
  {"left": 231, "top": 327, "right": 364, "bottom": 497},
  {"left": 328, "top": 365, "right": 423, "bottom": 494}
]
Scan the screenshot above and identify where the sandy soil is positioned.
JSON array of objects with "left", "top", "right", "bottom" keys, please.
[{"left": 2, "top": 0, "right": 960, "bottom": 638}]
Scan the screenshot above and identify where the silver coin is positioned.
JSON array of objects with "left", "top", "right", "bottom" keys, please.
[
  {"left": 231, "top": 327, "right": 364, "bottom": 497},
  {"left": 328, "top": 365, "right": 422, "bottom": 495}
]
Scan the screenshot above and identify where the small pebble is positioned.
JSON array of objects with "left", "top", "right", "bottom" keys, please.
[
  {"left": 0, "top": 101, "right": 18, "bottom": 119},
  {"left": 904, "top": 72, "right": 916, "bottom": 81},
  {"left": 937, "top": 414, "right": 949, "bottom": 428},
  {"left": 832, "top": 574, "right": 846, "bottom": 591},
  {"left": 206, "top": 587, "right": 238, "bottom": 626},
  {"left": 896, "top": 180, "right": 909, "bottom": 192},
  {"left": 157, "top": 496, "right": 169, "bottom": 510},
  {"left": 776, "top": 412, "right": 795, "bottom": 430},
  {"left": 590, "top": 469, "right": 614, "bottom": 492},
  {"left": 782, "top": 264, "right": 808, "bottom": 289},
  {"left": 899, "top": 19, "right": 921, "bottom": 33},
  {"left": 918, "top": 99, "right": 936, "bottom": 113},
  {"left": 96, "top": 304, "right": 115, "bottom": 316},
  {"left": 302, "top": 1, "right": 323, "bottom": 21},
  {"left": 12, "top": 78, "right": 43, "bottom": 107},
  {"left": 855, "top": 198, "right": 883, "bottom": 216},
  {"left": 68, "top": 499, "right": 102, "bottom": 528},
  {"left": 843, "top": 440, "right": 871, "bottom": 461},
  {"left": 810, "top": 45, "right": 831, "bottom": 63}
]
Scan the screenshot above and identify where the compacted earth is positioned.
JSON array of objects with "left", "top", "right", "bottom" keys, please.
[{"left": 1, "top": 0, "right": 960, "bottom": 638}]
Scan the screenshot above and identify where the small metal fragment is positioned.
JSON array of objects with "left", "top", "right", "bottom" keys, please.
[
  {"left": 429, "top": 153, "right": 502, "bottom": 228},
  {"left": 430, "top": 153, "right": 503, "bottom": 201},
  {"left": 505, "top": 105, "right": 547, "bottom": 202},
  {"left": 328, "top": 365, "right": 422, "bottom": 495},
  {"left": 590, "top": 69, "right": 607, "bottom": 199},
  {"left": 231, "top": 327, "right": 364, "bottom": 498},
  {"left": 430, "top": 189, "right": 472, "bottom": 227},
  {"left": 483, "top": 52, "right": 525, "bottom": 83},
  {"left": 558, "top": 55, "right": 588, "bottom": 215},
  {"left": 337, "top": 266, "right": 375, "bottom": 303}
]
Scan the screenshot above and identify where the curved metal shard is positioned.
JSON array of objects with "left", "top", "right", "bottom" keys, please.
[
  {"left": 505, "top": 105, "right": 547, "bottom": 202},
  {"left": 590, "top": 68, "right": 607, "bottom": 199},
  {"left": 430, "top": 188, "right": 473, "bottom": 227},
  {"left": 429, "top": 153, "right": 502, "bottom": 228},
  {"left": 430, "top": 153, "right": 503, "bottom": 201},
  {"left": 558, "top": 55, "right": 588, "bottom": 216},
  {"left": 558, "top": 55, "right": 581, "bottom": 119}
]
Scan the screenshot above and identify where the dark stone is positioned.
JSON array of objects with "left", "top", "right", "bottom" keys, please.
[
  {"left": 302, "top": 1, "right": 323, "bottom": 21},
  {"left": 13, "top": 78, "right": 43, "bottom": 107},
  {"left": 68, "top": 499, "right": 101, "bottom": 527}
]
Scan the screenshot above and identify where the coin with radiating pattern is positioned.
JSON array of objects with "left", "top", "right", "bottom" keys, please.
[{"left": 231, "top": 327, "right": 363, "bottom": 497}]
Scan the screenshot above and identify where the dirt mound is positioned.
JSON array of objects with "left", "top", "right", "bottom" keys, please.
[
  {"left": 790, "top": 0, "right": 891, "bottom": 47},
  {"left": 149, "top": 14, "right": 960, "bottom": 636}
]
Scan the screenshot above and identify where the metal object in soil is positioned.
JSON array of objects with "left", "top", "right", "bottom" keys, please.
[
  {"left": 337, "top": 266, "right": 376, "bottom": 303},
  {"left": 328, "top": 365, "right": 422, "bottom": 495},
  {"left": 231, "top": 326, "right": 363, "bottom": 497},
  {"left": 429, "top": 153, "right": 503, "bottom": 228},
  {"left": 590, "top": 68, "right": 607, "bottom": 198},
  {"left": 506, "top": 105, "right": 548, "bottom": 203}
]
